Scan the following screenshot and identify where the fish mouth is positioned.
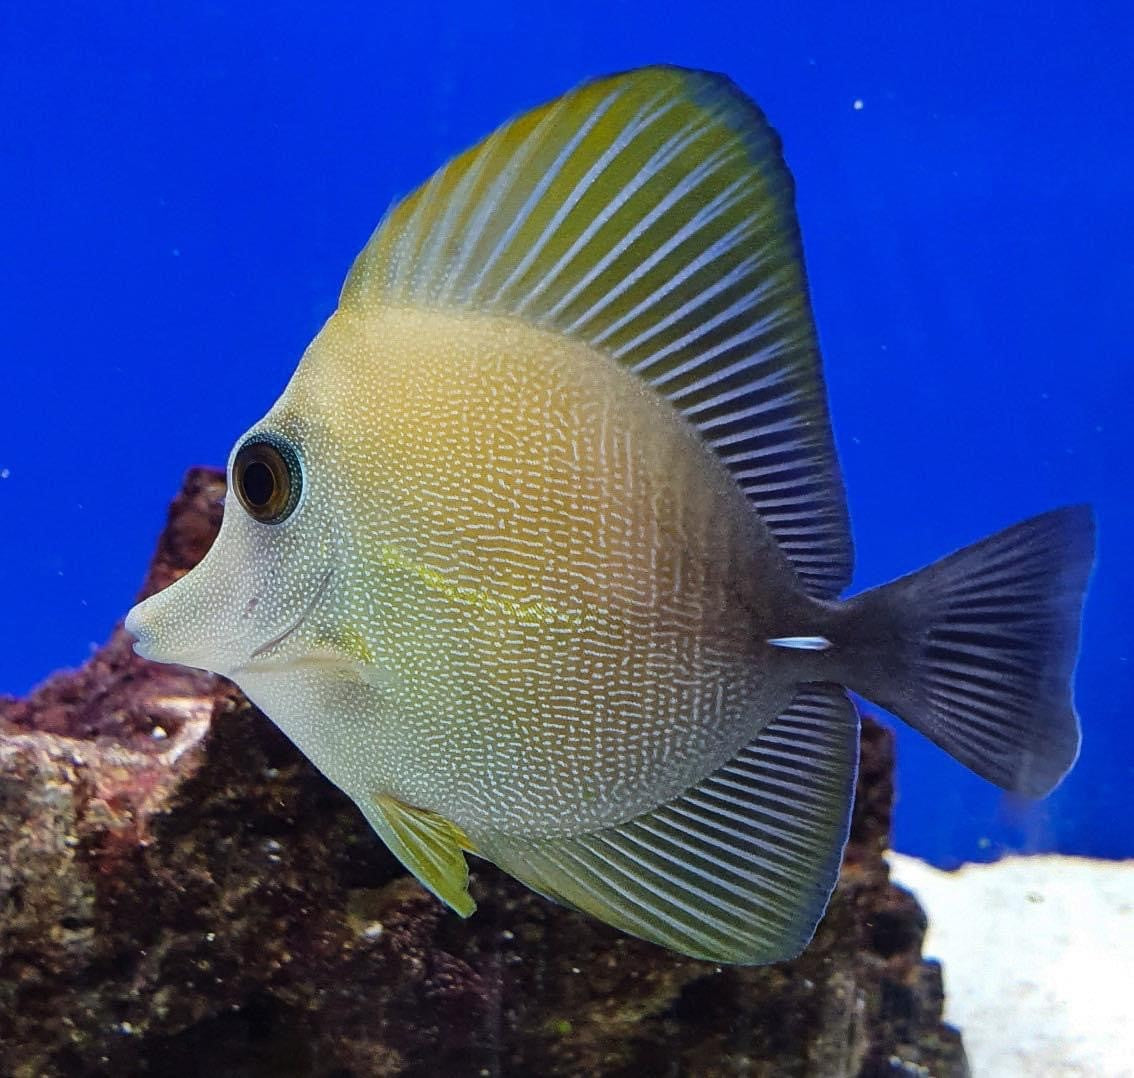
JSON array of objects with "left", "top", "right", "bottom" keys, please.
[
  {"left": 237, "top": 566, "right": 334, "bottom": 670},
  {"left": 124, "top": 605, "right": 158, "bottom": 659}
]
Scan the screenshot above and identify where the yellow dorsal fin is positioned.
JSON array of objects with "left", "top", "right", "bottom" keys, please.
[
  {"left": 340, "top": 65, "right": 852, "bottom": 599},
  {"left": 371, "top": 794, "right": 477, "bottom": 916}
]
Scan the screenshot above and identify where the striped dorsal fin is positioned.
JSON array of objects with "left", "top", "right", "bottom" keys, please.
[{"left": 341, "top": 66, "right": 852, "bottom": 598}]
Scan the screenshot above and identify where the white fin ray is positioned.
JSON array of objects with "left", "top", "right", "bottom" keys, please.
[
  {"left": 443, "top": 96, "right": 577, "bottom": 302},
  {"left": 478, "top": 88, "right": 626, "bottom": 306},
  {"left": 524, "top": 122, "right": 729, "bottom": 321},
  {"left": 634, "top": 277, "right": 769, "bottom": 385},
  {"left": 568, "top": 166, "right": 753, "bottom": 339},
  {"left": 423, "top": 127, "right": 511, "bottom": 304},
  {"left": 598, "top": 241, "right": 766, "bottom": 354},
  {"left": 340, "top": 66, "right": 853, "bottom": 598},
  {"left": 488, "top": 92, "right": 675, "bottom": 309}
]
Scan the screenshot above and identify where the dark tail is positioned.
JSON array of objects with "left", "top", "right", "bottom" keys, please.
[{"left": 835, "top": 506, "right": 1096, "bottom": 798}]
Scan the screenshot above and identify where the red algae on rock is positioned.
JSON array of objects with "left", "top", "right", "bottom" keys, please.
[{"left": 0, "top": 467, "right": 967, "bottom": 1077}]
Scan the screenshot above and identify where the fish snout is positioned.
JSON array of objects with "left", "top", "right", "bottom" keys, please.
[
  {"left": 123, "top": 601, "right": 156, "bottom": 659},
  {"left": 122, "top": 580, "right": 227, "bottom": 672},
  {"left": 124, "top": 593, "right": 180, "bottom": 663}
]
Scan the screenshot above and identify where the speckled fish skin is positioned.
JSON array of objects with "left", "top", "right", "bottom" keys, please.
[
  {"left": 237, "top": 304, "right": 815, "bottom": 835},
  {"left": 125, "top": 66, "right": 1095, "bottom": 963}
]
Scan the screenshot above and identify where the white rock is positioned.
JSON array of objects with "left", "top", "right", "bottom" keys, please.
[{"left": 888, "top": 852, "right": 1134, "bottom": 1078}]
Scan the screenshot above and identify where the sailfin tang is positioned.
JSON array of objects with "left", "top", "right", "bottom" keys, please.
[
  {"left": 341, "top": 66, "right": 852, "bottom": 599},
  {"left": 838, "top": 505, "right": 1096, "bottom": 798},
  {"left": 476, "top": 685, "right": 858, "bottom": 963},
  {"left": 368, "top": 794, "right": 477, "bottom": 916}
]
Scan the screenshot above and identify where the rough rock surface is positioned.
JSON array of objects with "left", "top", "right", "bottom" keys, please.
[{"left": 0, "top": 468, "right": 968, "bottom": 1077}]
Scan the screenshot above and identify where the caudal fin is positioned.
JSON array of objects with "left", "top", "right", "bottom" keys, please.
[{"left": 838, "top": 506, "right": 1095, "bottom": 798}]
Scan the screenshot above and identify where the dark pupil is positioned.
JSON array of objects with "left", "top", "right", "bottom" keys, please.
[
  {"left": 242, "top": 459, "right": 276, "bottom": 508},
  {"left": 233, "top": 436, "right": 300, "bottom": 525}
]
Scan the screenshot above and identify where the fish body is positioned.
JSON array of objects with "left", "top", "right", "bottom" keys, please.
[
  {"left": 241, "top": 304, "right": 807, "bottom": 836},
  {"left": 126, "top": 67, "right": 1095, "bottom": 962}
]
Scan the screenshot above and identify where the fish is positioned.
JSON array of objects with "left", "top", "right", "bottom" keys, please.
[{"left": 124, "top": 66, "right": 1096, "bottom": 964}]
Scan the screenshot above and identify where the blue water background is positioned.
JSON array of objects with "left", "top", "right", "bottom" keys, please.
[{"left": 2, "top": 3, "right": 1130, "bottom": 865}]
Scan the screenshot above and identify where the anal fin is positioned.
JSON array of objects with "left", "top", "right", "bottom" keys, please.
[{"left": 476, "top": 684, "right": 859, "bottom": 963}]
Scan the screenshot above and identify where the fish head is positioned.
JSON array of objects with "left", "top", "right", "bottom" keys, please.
[{"left": 125, "top": 355, "right": 352, "bottom": 680}]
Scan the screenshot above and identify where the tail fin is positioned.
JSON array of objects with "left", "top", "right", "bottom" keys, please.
[{"left": 837, "top": 506, "right": 1095, "bottom": 798}]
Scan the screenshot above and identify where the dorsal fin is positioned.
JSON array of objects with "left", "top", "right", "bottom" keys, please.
[{"left": 341, "top": 66, "right": 852, "bottom": 598}]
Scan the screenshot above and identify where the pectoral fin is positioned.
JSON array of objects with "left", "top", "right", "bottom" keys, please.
[{"left": 368, "top": 794, "right": 477, "bottom": 916}]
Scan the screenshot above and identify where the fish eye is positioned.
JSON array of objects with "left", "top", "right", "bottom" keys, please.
[{"left": 232, "top": 434, "right": 302, "bottom": 524}]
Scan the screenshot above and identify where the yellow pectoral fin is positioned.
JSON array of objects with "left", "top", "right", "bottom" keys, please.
[{"left": 370, "top": 794, "right": 477, "bottom": 917}]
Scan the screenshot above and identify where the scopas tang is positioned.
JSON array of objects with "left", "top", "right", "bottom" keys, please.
[{"left": 125, "top": 66, "right": 1095, "bottom": 963}]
